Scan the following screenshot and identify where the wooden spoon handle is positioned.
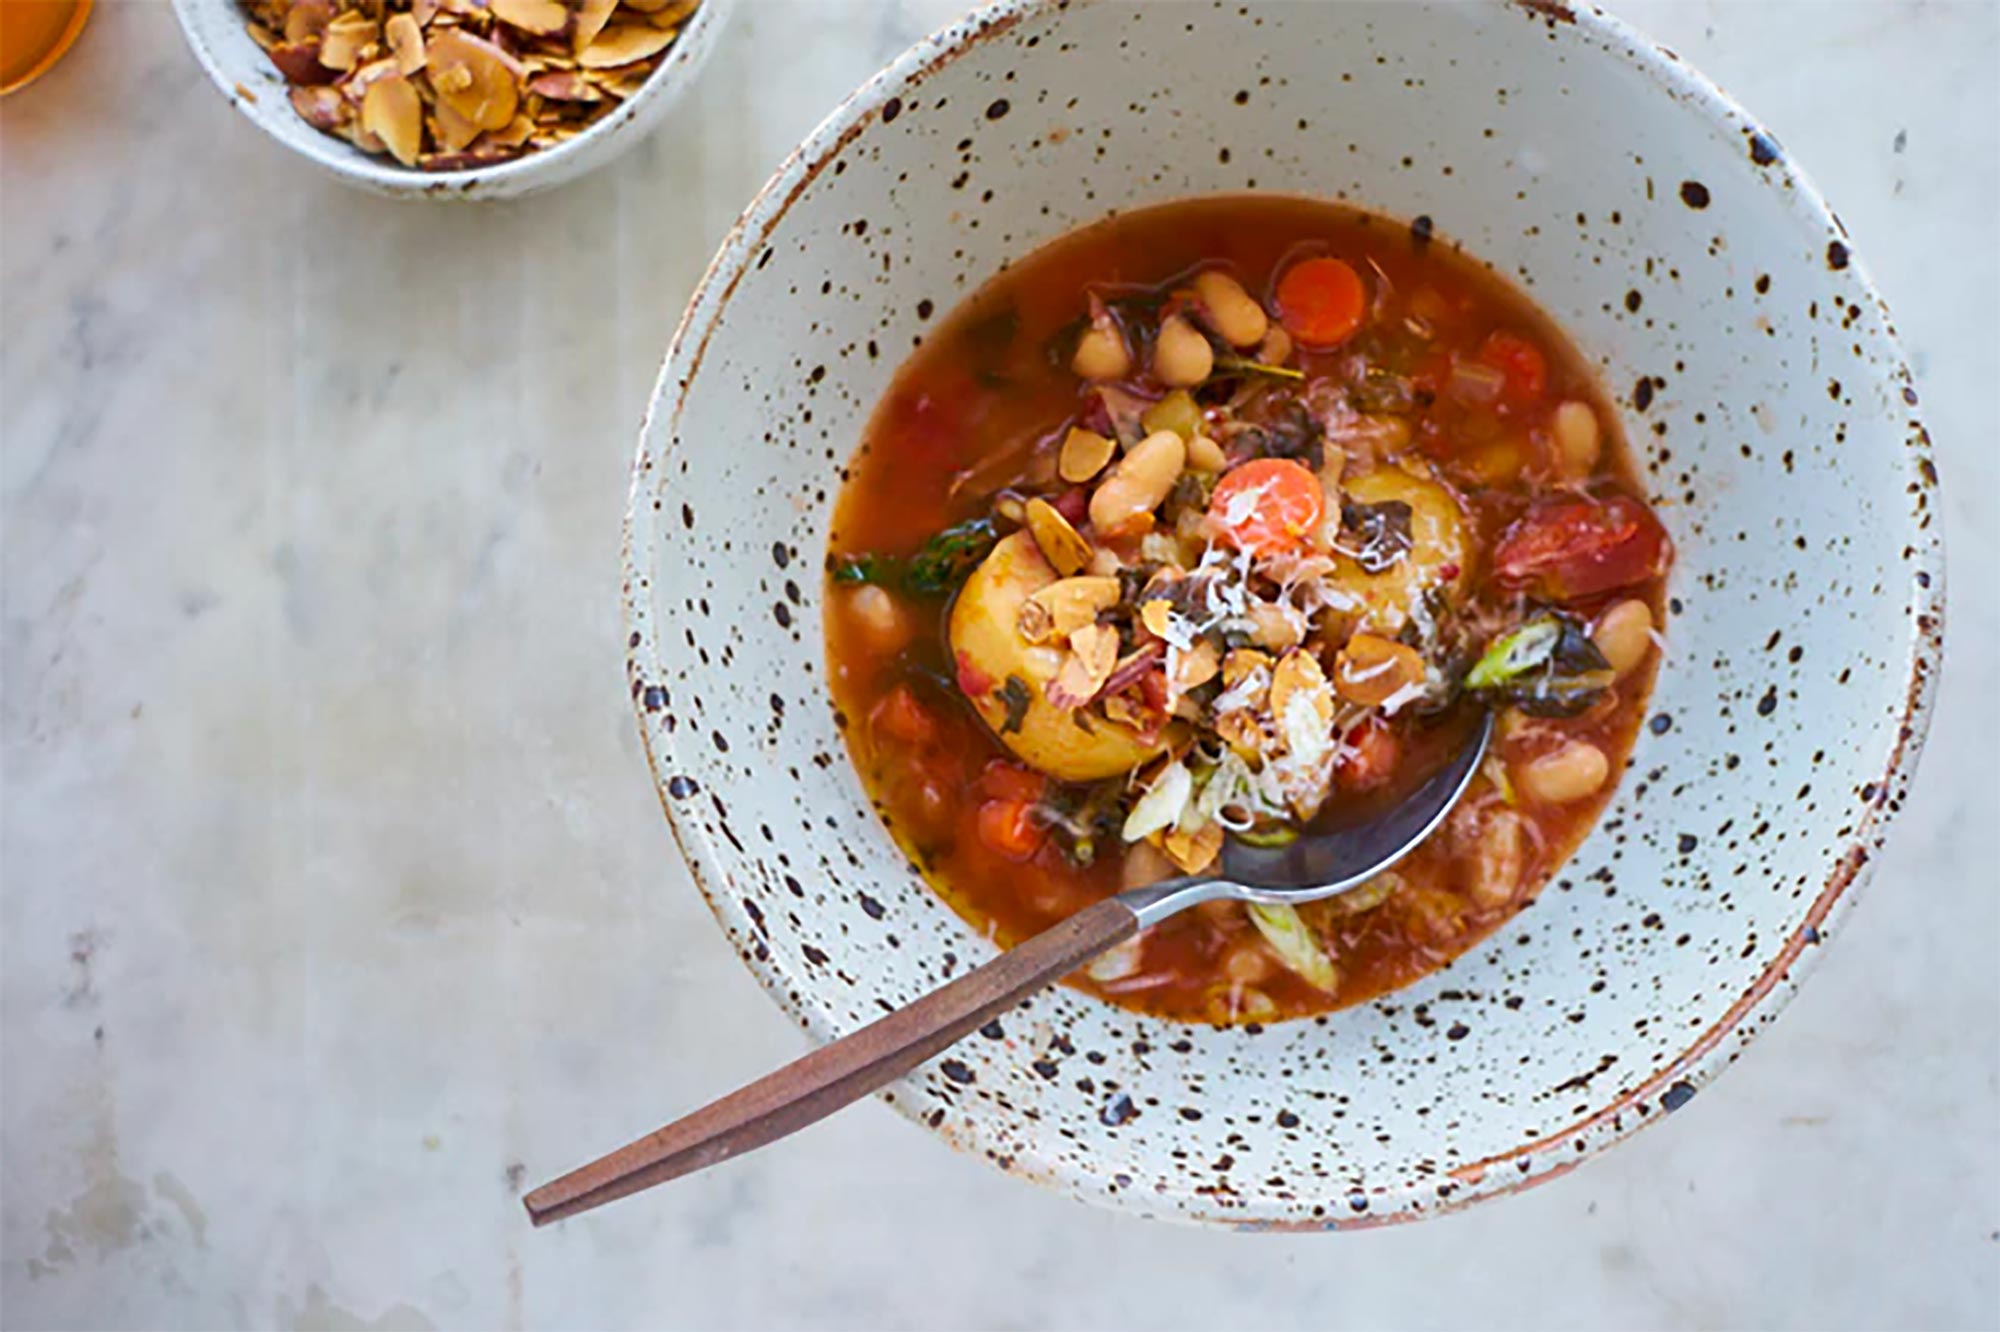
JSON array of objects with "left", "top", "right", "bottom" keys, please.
[{"left": 523, "top": 894, "right": 1139, "bottom": 1225}]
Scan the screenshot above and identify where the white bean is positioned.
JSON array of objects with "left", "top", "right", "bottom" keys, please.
[
  {"left": 1193, "top": 270, "right": 1269, "bottom": 348},
  {"left": 1552, "top": 399, "right": 1602, "bottom": 476},
  {"left": 847, "top": 585, "right": 912, "bottom": 652},
  {"left": 1072, "top": 324, "right": 1131, "bottom": 381},
  {"left": 1088, "top": 430, "right": 1186, "bottom": 536},
  {"left": 1186, "top": 433, "right": 1227, "bottom": 472},
  {"left": 1592, "top": 599, "right": 1654, "bottom": 678},
  {"left": 1152, "top": 313, "right": 1214, "bottom": 387},
  {"left": 1518, "top": 741, "right": 1610, "bottom": 804}
]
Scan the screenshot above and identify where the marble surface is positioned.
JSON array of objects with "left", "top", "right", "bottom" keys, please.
[{"left": 2, "top": 1, "right": 1995, "bottom": 1328}]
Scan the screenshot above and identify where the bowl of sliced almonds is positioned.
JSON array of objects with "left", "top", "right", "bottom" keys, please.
[{"left": 173, "top": 0, "right": 727, "bottom": 198}]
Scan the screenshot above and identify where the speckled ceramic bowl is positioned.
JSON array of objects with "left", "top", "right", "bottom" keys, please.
[
  {"left": 623, "top": 0, "right": 1942, "bottom": 1227},
  {"left": 171, "top": 0, "right": 729, "bottom": 200}
]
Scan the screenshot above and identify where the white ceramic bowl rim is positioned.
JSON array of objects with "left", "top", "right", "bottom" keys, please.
[
  {"left": 624, "top": 0, "right": 1944, "bottom": 1227},
  {"left": 171, "top": 0, "right": 729, "bottom": 197}
]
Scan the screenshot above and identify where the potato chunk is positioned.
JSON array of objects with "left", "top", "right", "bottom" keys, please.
[
  {"left": 1327, "top": 464, "right": 1469, "bottom": 634},
  {"left": 948, "top": 533, "right": 1169, "bottom": 782}
]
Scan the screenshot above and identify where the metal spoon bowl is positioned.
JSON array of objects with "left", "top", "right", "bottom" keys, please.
[{"left": 525, "top": 710, "right": 1493, "bottom": 1226}]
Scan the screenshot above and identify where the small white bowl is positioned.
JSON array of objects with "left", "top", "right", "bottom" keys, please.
[{"left": 171, "top": 0, "right": 729, "bottom": 200}]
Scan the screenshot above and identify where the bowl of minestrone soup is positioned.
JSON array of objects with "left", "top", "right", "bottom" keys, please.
[{"left": 623, "top": 0, "right": 1941, "bottom": 1226}]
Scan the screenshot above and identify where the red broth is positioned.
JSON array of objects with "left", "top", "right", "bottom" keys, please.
[{"left": 826, "top": 196, "right": 1669, "bottom": 1025}]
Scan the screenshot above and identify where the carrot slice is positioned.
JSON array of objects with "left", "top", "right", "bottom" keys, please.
[
  {"left": 1273, "top": 257, "right": 1367, "bottom": 349},
  {"left": 1208, "top": 457, "right": 1325, "bottom": 557}
]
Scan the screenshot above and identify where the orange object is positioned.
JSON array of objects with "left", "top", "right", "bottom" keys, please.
[
  {"left": 1, "top": 0, "right": 90, "bottom": 95},
  {"left": 975, "top": 798, "right": 1045, "bottom": 860},
  {"left": 978, "top": 760, "right": 1046, "bottom": 804},
  {"left": 1476, "top": 330, "right": 1549, "bottom": 405},
  {"left": 869, "top": 685, "right": 939, "bottom": 748},
  {"left": 1273, "top": 256, "right": 1367, "bottom": 348},
  {"left": 1208, "top": 457, "right": 1325, "bottom": 556},
  {"left": 1336, "top": 717, "right": 1400, "bottom": 790}
]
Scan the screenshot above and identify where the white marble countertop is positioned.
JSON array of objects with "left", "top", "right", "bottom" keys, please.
[{"left": 3, "top": 2, "right": 1996, "bottom": 1328}]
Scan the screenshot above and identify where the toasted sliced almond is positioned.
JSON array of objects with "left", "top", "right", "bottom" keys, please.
[
  {"left": 246, "top": 20, "right": 281, "bottom": 51},
  {"left": 426, "top": 27, "right": 523, "bottom": 130},
  {"left": 317, "top": 9, "right": 377, "bottom": 69},
  {"left": 1047, "top": 624, "right": 1119, "bottom": 710},
  {"left": 337, "top": 119, "right": 385, "bottom": 153},
  {"left": 1161, "top": 822, "right": 1223, "bottom": 875},
  {"left": 485, "top": 113, "right": 535, "bottom": 147},
  {"left": 1332, "top": 633, "right": 1425, "bottom": 707},
  {"left": 269, "top": 38, "right": 335, "bottom": 83},
  {"left": 339, "top": 56, "right": 399, "bottom": 102},
  {"left": 575, "top": 21, "right": 672, "bottom": 66},
  {"left": 1215, "top": 711, "right": 1268, "bottom": 761},
  {"left": 527, "top": 68, "right": 603, "bottom": 100},
  {"left": 491, "top": 0, "right": 569, "bottom": 35},
  {"left": 1169, "top": 638, "right": 1220, "bottom": 692},
  {"left": 383, "top": 12, "right": 426, "bottom": 72},
  {"left": 1243, "top": 600, "right": 1301, "bottom": 651},
  {"left": 284, "top": 0, "right": 333, "bottom": 42},
  {"left": 621, "top": 0, "right": 695, "bottom": 14},
  {"left": 1018, "top": 576, "right": 1120, "bottom": 645},
  {"left": 572, "top": 0, "right": 617, "bottom": 50},
  {"left": 419, "top": 143, "right": 525, "bottom": 170},
  {"left": 588, "top": 62, "right": 651, "bottom": 97},
  {"left": 289, "top": 83, "right": 350, "bottom": 129},
  {"left": 430, "top": 96, "right": 483, "bottom": 150},
  {"left": 411, "top": 0, "right": 441, "bottom": 24},
  {"left": 1058, "top": 426, "right": 1115, "bottom": 484},
  {"left": 1269, "top": 649, "right": 1335, "bottom": 738},
  {"left": 1024, "top": 498, "right": 1092, "bottom": 577},
  {"left": 361, "top": 71, "right": 424, "bottom": 165},
  {"left": 1221, "top": 648, "right": 1272, "bottom": 694}
]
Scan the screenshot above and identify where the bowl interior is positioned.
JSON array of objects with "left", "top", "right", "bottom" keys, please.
[{"left": 626, "top": 0, "right": 1939, "bottom": 1226}]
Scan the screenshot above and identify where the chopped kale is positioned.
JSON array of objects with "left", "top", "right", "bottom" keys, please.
[
  {"left": 998, "top": 675, "right": 1032, "bottom": 735},
  {"left": 1464, "top": 611, "right": 1614, "bottom": 718},
  {"left": 837, "top": 518, "right": 999, "bottom": 599},
  {"left": 1341, "top": 499, "right": 1415, "bottom": 573}
]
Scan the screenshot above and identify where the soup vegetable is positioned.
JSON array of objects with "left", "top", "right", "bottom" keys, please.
[{"left": 826, "top": 197, "right": 1671, "bottom": 1025}]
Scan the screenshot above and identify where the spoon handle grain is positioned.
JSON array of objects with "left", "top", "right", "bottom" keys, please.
[{"left": 523, "top": 895, "right": 1139, "bottom": 1225}]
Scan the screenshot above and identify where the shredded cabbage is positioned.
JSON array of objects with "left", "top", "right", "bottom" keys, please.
[
  {"left": 1247, "top": 903, "right": 1339, "bottom": 991},
  {"left": 1280, "top": 690, "right": 1332, "bottom": 771},
  {"left": 1085, "top": 934, "right": 1148, "bottom": 983},
  {"left": 1122, "top": 761, "right": 1193, "bottom": 842}
]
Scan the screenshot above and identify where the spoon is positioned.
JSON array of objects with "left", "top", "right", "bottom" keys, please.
[{"left": 524, "top": 709, "right": 1493, "bottom": 1226}]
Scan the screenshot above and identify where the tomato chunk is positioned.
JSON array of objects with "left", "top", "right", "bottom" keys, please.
[
  {"left": 976, "top": 798, "right": 1046, "bottom": 861},
  {"left": 954, "top": 649, "right": 995, "bottom": 699},
  {"left": 1337, "top": 716, "right": 1400, "bottom": 790},
  {"left": 1208, "top": 457, "right": 1325, "bottom": 557},
  {"left": 870, "top": 685, "right": 939, "bottom": 748},
  {"left": 1494, "top": 493, "right": 1671, "bottom": 601},
  {"left": 978, "top": 759, "right": 1047, "bottom": 804},
  {"left": 1476, "top": 330, "right": 1548, "bottom": 407}
]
